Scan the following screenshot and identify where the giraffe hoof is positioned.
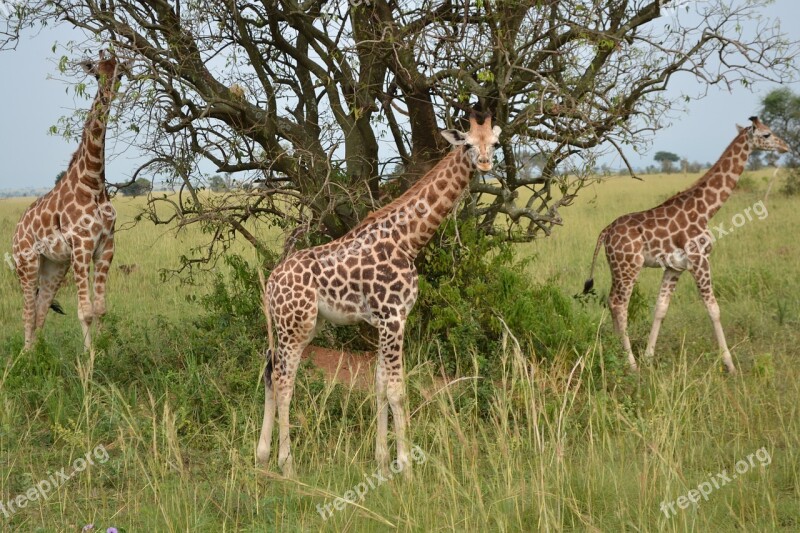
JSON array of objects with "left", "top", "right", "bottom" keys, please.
[
  {"left": 279, "top": 458, "right": 295, "bottom": 478},
  {"left": 256, "top": 445, "right": 271, "bottom": 465},
  {"left": 93, "top": 302, "right": 107, "bottom": 318}
]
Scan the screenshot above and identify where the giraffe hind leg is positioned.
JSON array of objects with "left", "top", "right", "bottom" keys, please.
[
  {"left": 264, "top": 291, "right": 318, "bottom": 477},
  {"left": 16, "top": 255, "right": 39, "bottom": 351},
  {"left": 35, "top": 258, "right": 70, "bottom": 331},
  {"left": 607, "top": 246, "right": 644, "bottom": 371},
  {"left": 71, "top": 240, "right": 96, "bottom": 356},
  {"left": 256, "top": 347, "right": 276, "bottom": 464},
  {"left": 92, "top": 231, "right": 115, "bottom": 320},
  {"left": 274, "top": 339, "right": 310, "bottom": 478}
]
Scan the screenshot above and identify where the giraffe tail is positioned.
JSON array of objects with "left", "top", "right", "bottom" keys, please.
[
  {"left": 50, "top": 299, "right": 66, "bottom": 315},
  {"left": 257, "top": 268, "right": 275, "bottom": 389},
  {"left": 33, "top": 288, "right": 66, "bottom": 315},
  {"left": 582, "top": 228, "right": 608, "bottom": 295},
  {"left": 12, "top": 258, "right": 65, "bottom": 314}
]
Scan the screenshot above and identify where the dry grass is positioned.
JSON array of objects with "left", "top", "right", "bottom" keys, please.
[{"left": 0, "top": 168, "right": 798, "bottom": 531}]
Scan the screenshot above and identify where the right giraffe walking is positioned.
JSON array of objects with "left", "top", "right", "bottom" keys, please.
[{"left": 583, "top": 117, "right": 789, "bottom": 373}]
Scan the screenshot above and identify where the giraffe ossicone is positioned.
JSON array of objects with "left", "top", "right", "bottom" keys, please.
[
  {"left": 257, "top": 111, "right": 501, "bottom": 477},
  {"left": 583, "top": 116, "right": 789, "bottom": 374},
  {"left": 12, "top": 50, "right": 130, "bottom": 355}
]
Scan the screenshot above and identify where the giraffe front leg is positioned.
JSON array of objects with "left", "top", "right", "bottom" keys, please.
[
  {"left": 690, "top": 258, "right": 736, "bottom": 374},
  {"left": 379, "top": 319, "right": 412, "bottom": 479},
  {"left": 375, "top": 350, "right": 389, "bottom": 474},
  {"left": 92, "top": 232, "right": 115, "bottom": 321},
  {"left": 71, "top": 242, "right": 95, "bottom": 356},
  {"left": 644, "top": 269, "right": 681, "bottom": 359}
]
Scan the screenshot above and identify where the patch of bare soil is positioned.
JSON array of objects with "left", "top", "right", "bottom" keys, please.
[
  {"left": 301, "top": 345, "right": 453, "bottom": 402},
  {"left": 302, "top": 345, "right": 375, "bottom": 390}
]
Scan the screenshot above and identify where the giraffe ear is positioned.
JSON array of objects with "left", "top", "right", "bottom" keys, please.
[
  {"left": 121, "top": 59, "right": 134, "bottom": 75},
  {"left": 440, "top": 129, "right": 467, "bottom": 145},
  {"left": 79, "top": 60, "right": 98, "bottom": 76},
  {"left": 492, "top": 125, "right": 502, "bottom": 137},
  {"left": 736, "top": 124, "right": 745, "bottom": 133}
]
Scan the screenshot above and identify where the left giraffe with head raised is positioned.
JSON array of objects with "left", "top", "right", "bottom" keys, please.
[{"left": 12, "top": 50, "right": 130, "bottom": 355}]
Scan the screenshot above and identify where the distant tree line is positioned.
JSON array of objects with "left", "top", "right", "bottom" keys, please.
[
  {"left": 119, "top": 178, "right": 152, "bottom": 197},
  {"left": 759, "top": 88, "right": 800, "bottom": 195}
]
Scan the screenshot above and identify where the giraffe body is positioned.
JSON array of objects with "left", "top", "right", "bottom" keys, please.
[
  {"left": 12, "top": 51, "right": 128, "bottom": 354},
  {"left": 584, "top": 117, "right": 789, "bottom": 373},
  {"left": 257, "top": 113, "right": 501, "bottom": 477}
]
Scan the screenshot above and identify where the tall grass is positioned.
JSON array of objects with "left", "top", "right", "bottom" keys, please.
[{"left": 1, "top": 169, "right": 799, "bottom": 531}]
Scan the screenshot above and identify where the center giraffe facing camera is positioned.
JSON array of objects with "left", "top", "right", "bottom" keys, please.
[{"left": 257, "top": 111, "right": 501, "bottom": 477}]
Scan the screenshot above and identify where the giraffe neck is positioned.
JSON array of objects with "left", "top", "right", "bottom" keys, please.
[
  {"left": 64, "top": 84, "right": 115, "bottom": 194},
  {"left": 687, "top": 130, "right": 751, "bottom": 220},
  {"left": 350, "top": 147, "right": 474, "bottom": 258}
]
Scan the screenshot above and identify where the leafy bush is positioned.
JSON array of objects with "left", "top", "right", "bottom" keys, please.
[
  {"left": 190, "top": 227, "right": 597, "bottom": 410},
  {"left": 196, "top": 254, "right": 264, "bottom": 335},
  {"left": 737, "top": 173, "right": 758, "bottom": 193},
  {"left": 781, "top": 169, "right": 800, "bottom": 196},
  {"left": 410, "top": 220, "right": 592, "bottom": 377}
]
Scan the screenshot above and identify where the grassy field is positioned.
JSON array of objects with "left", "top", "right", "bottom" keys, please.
[{"left": 1, "top": 169, "right": 799, "bottom": 532}]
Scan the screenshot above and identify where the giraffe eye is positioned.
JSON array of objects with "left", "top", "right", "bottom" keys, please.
[
  {"left": 493, "top": 142, "right": 501, "bottom": 149},
  {"left": 763, "top": 133, "right": 772, "bottom": 138},
  {"left": 464, "top": 143, "right": 473, "bottom": 149}
]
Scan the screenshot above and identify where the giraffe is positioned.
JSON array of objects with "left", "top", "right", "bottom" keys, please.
[
  {"left": 582, "top": 117, "right": 789, "bottom": 374},
  {"left": 257, "top": 111, "right": 502, "bottom": 477},
  {"left": 12, "top": 50, "right": 129, "bottom": 355}
]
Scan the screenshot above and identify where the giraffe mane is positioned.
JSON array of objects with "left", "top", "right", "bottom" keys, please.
[{"left": 350, "top": 150, "right": 460, "bottom": 233}]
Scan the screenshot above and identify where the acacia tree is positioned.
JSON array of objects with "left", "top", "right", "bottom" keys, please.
[
  {"left": 120, "top": 177, "right": 153, "bottom": 197},
  {"left": 654, "top": 150, "right": 680, "bottom": 173},
  {"left": 760, "top": 88, "right": 800, "bottom": 164},
  {"left": 760, "top": 87, "right": 800, "bottom": 194},
  {"left": 2, "top": 0, "right": 797, "bottom": 272}
]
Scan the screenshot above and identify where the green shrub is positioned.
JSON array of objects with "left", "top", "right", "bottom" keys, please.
[
  {"left": 410, "top": 220, "right": 592, "bottom": 378},
  {"left": 737, "top": 173, "right": 758, "bottom": 192},
  {"left": 781, "top": 168, "right": 800, "bottom": 196}
]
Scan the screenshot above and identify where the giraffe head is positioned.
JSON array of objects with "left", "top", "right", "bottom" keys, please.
[
  {"left": 738, "top": 116, "right": 790, "bottom": 153},
  {"left": 441, "top": 111, "right": 502, "bottom": 172},
  {"left": 80, "top": 50, "right": 132, "bottom": 96}
]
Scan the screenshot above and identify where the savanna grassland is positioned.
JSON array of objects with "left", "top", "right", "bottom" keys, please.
[{"left": 1, "top": 168, "right": 799, "bottom": 532}]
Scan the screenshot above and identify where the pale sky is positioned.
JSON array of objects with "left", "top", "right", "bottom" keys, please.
[{"left": 0, "top": 1, "right": 798, "bottom": 190}]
